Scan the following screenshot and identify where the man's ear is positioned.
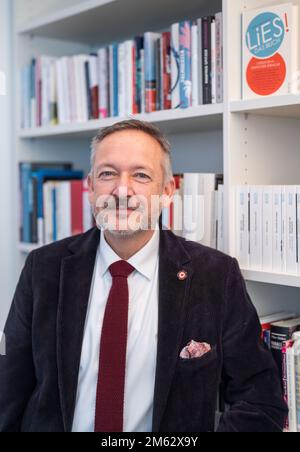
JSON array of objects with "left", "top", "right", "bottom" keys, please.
[
  {"left": 87, "top": 173, "right": 95, "bottom": 204},
  {"left": 162, "top": 177, "right": 176, "bottom": 207}
]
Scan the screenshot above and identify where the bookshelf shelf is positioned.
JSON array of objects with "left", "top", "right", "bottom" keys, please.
[
  {"left": 230, "top": 95, "right": 300, "bottom": 119},
  {"left": 242, "top": 269, "right": 300, "bottom": 289},
  {"left": 18, "top": 105, "right": 223, "bottom": 139},
  {"left": 17, "top": 0, "right": 222, "bottom": 44}
]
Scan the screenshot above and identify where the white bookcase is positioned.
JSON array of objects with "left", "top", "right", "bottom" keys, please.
[{"left": 12, "top": 0, "right": 300, "bottom": 318}]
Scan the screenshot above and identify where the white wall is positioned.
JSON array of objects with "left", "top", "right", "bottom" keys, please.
[{"left": 0, "top": 0, "right": 14, "bottom": 331}]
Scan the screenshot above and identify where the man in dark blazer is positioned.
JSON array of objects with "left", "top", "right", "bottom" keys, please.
[{"left": 0, "top": 120, "right": 287, "bottom": 432}]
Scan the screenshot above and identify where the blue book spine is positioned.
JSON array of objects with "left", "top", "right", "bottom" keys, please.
[
  {"left": 179, "top": 21, "right": 192, "bottom": 108},
  {"left": 52, "top": 186, "right": 57, "bottom": 242},
  {"left": 21, "top": 163, "right": 31, "bottom": 243},
  {"left": 113, "top": 43, "right": 119, "bottom": 117}
]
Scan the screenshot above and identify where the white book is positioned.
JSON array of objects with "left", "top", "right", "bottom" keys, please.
[
  {"left": 197, "top": 18, "right": 203, "bottom": 105},
  {"left": 191, "top": 21, "right": 199, "bottom": 106},
  {"left": 286, "top": 341, "right": 297, "bottom": 432},
  {"left": 249, "top": 186, "right": 263, "bottom": 270},
  {"left": 173, "top": 183, "right": 183, "bottom": 237},
  {"left": 49, "top": 60, "right": 57, "bottom": 125},
  {"left": 171, "top": 23, "right": 180, "bottom": 109},
  {"left": 73, "top": 56, "right": 83, "bottom": 123},
  {"left": 118, "top": 42, "right": 126, "bottom": 117},
  {"left": 98, "top": 48, "right": 109, "bottom": 118},
  {"left": 242, "top": 3, "right": 300, "bottom": 99},
  {"left": 55, "top": 59, "right": 65, "bottom": 125},
  {"left": 272, "top": 186, "right": 283, "bottom": 273},
  {"left": 217, "top": 185, "right": 225, "bottom": 253},
  {"left": 262, "top": 187, "right": 273, "bottom": 272},
  {"left": 43, "top": 181, "right": 54, "bottom": 245},
  {"left": 61, "top": 57, "right": 71, "bottom": 124},
  {"left": 210, "top": 17, "right": 217, "bottom": 105},
  {"left": 199, "top": 174, "right": 218, "bottom": 247},
  {"left": 215, "top": 12, "right": 223, "bottom": 104},
  {"left": 293, "top": 335, "right": 300, "bottom": 431},
  {"left": 41, "top": 57, "right": 53, "bottom": 127},
  {"left": 286, "top": 186, "right": 298, "bottom": 275},
  {"left": 281, "top": 187, "right": 287, "bottom": 273},
  {"left": 67, "top": 57, "right": 76, "bottom": 123},
  {"left": 183, "top": 173, "right": 203, "bottom": 242},
  {"left": 236, "top": 186, "right": 250, "bottom": 268},
  {"left": 297, "top": 187, "right": 300, "bottom": 275},
  {"left": 125, "top": 40, "right": 134, "bottom": 115},
  {"left": 56, "top": 182, "right": 71, "bottom": 241}
]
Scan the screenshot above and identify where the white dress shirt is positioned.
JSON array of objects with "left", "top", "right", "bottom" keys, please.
[{"left": 72, "top": 225, "right": 160, "bottom": 432}]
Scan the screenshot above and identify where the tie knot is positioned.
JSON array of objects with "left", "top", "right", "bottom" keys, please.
[{"left": 109, "top": 260, "right": 135, "bottom": 278}]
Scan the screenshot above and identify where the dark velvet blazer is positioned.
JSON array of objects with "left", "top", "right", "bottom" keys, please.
[{"left": 0, "top": 227, "right": 287, "bottom": 432}]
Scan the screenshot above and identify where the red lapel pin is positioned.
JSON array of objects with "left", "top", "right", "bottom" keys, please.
[{"left": 177, "top": 270, "right": 187, "bottom": 281}]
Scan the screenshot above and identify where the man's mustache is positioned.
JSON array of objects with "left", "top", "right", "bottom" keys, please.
[{"left": 97, "top": 196, "right": 143, "bottom": 211}]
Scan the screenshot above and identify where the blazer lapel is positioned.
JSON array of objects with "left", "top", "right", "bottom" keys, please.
[
  {"left": 57, "top": 227, "right": 100, "bottom": 432},
  {"left": 152, "top": 230, "right": 193, "bottom": 432}
]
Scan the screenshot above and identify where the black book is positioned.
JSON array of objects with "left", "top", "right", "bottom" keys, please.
[
  {"left": 270, "top": 317, "right": 300, "bottom": 383},
  {"left": 202, "top": 16, "right": 212, "bottom": 105}
]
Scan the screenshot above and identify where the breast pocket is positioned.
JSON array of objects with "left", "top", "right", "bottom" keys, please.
[{"left": 176, "top": 345, "right": 218, "bottom": 373}]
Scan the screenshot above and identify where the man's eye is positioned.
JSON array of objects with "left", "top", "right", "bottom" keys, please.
[
  {"left": 135, "top": 173, "right": 150, "bottom": 180},
  {"left": 98, "top": 171, "right": 116, "bottom": 178}
]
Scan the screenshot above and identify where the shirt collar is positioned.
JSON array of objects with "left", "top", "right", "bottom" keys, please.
[{"left": 99, "top": 224, "right": 160, "bottom": 281}]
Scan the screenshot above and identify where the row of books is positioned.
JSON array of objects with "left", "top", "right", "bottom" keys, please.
[
  {"left": 19, "top": 162, "right": 93, "bottom": 245},
  {"left": 162, "top": 173, "right": 225, "bottom": 251},
  {"left": 260, "top": 313, "right": 300, "bottom": 432},
  {"left": 236, "top": 186, "right": 300, "bottom": 274},
  {"left": 21, "top": 13, "right": 223, "bottom": 129}
]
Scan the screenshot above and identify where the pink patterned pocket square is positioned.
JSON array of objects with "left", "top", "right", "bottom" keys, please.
[{"left": 179, "top": 340, "right": 211, "bottom": 359}]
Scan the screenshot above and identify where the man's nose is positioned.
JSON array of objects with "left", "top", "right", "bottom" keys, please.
[{"left": 111, "top": 174, "right": 134, "bottom": 198}]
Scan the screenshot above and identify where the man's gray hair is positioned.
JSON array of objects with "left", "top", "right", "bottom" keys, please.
[{"left": 90, "top": 119, "right": 173, "bottom": 183}]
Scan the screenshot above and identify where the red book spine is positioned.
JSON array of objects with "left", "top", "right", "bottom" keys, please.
[
  {"left": 162, "top": 32, "right": 171, "bottom": 110},
  {"left": 132, "top": 45, "right": 138, "bottom": 114},
  {"left": 91, "top": 86, "right": 99, "bottom": 119},
  {"left": 71, "top": 180, "right": 84, "bottom": 236}
]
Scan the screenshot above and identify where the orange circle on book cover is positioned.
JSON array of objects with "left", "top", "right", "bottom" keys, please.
[{"left": 246, "top": 53, "right": 286, "bottom": 96}]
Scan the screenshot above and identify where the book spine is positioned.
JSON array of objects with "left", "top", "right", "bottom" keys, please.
[
  {"left": 197, "top": 18, "right": 203, "bottom": 105},
  {"left": 71, "top": 180, "right": 84, "bottom": 236},
  {"left": 171, "top": 23, "right": 180, "bottom": 109},
  {"left": 286, "top": 342, "right": 298, "bottom": 432},
  {"left": 202, "top": 17, "right": 212, "bottom": 104},
  {"left": 286, "top": 186, "right": 298, "bottom": 274},
  {"left": 215, "top": 12, "right": 223, "bottom": 104},
  {"left": 134, "top": 37, "right": 144, "bottom": 114},
  {"left": 191, "top": 21, "right": 199, "bottom": 107},
  {"left": 144, "top": 32, "right": 159, "bottom": 113},
  {"left": 118, "top": 42, "right": 126, "bottom": 117},
  {"left": 262, "top": 187, "right": 273, "bottom": 272},
  {"left": 236, "top": 186, "right": 250, "bottom": 268},
  {"left": 210, "top": 17, "right": 217, "bottom": 104},
  {"left": 98, "top": 48, "right": 109, "bottom": 119},
  {"left": 179, "top": 21, "right": 192, "bottom": 109},
  {"left": 249, "top": 186, "right": 263, "bottom": 270},
  {"left": 162, "top": 32, "right": 171, "bottom": 110},
  {"left": 282, "top": 341, "right": 289, "bottom": 431},
  {"left": 272, "top": 186, "right": 282, "bottom": 273}
]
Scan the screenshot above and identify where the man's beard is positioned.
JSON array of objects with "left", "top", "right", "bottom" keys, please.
[{"left": 92, "top": 195, "right": 160, "bottom": 236}]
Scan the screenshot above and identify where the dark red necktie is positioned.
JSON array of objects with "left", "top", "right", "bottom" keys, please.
[{"left": 94, "top": 260, "right": 135, "bottom": 432}]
